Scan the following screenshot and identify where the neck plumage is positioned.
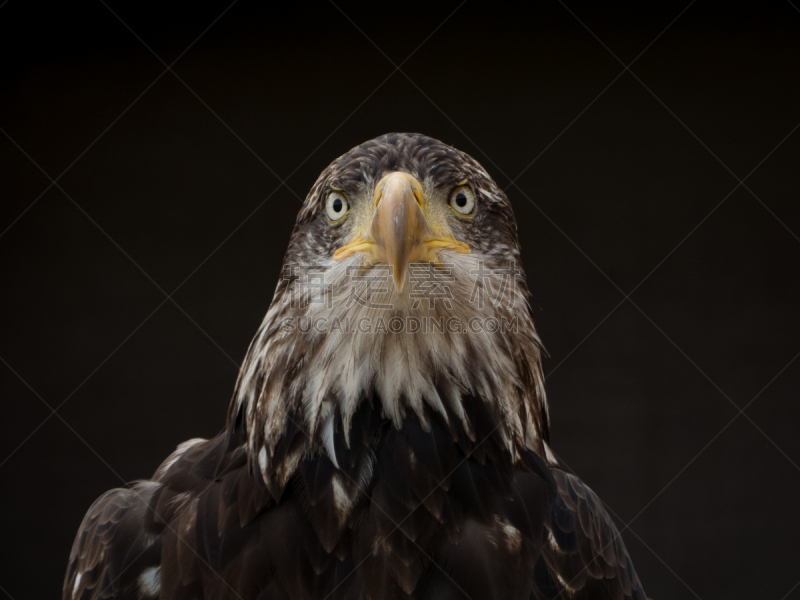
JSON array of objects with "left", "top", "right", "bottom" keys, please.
[{"left": 227, "top": 251, "right": 551, "bottom": 498}]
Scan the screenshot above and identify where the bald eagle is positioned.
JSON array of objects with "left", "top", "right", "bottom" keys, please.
[{"left": 65, "top": 133, "right": 646, "bottom": 600}]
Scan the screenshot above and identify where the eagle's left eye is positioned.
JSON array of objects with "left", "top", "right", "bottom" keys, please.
[
  {"left": 325, "top": 191, "right": 349, "bottom": 221},
  {"left": 449, "top": 185, "right": 475, "bottom": 216}
]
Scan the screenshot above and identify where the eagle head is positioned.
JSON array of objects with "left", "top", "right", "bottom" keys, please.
[{"left": 230, "top": 133, "right": 550, "bottom": 491}]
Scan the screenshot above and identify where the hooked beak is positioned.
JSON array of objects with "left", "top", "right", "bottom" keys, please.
[{"left": 333, "top": 172, "right": 469, "bottom": 292}]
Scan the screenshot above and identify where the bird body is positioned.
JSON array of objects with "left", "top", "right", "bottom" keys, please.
[{"left": 65, "top": 133, "right": 646, "bottom": 600}]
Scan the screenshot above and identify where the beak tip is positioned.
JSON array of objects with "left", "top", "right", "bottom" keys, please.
[{"left": 392, "top": 271, "right": 406, "bottom": 294}]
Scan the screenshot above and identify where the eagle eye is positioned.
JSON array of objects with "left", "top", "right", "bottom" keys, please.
[
  {"left": 325, "top": 191, "right": 349, "bottom": 222},
  {"left": 449, "top": 185, "right": 475, "bottom": 216}
]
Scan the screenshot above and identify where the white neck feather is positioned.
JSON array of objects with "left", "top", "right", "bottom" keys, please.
[{"left": 232, "top": 250, "right": 549, "bottom": 483}]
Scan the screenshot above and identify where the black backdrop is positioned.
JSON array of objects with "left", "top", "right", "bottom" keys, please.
[{"left": 2, "top": 1, "right": 799, "bottom": 599}]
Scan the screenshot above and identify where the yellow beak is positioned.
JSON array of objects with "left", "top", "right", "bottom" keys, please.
[{"left": 333, "top": 172, "right": 470, "bottom": 292}]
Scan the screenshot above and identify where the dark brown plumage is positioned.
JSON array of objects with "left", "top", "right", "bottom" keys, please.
[{"left": 65, "top": 133, "right": 646, "bottom": 600}]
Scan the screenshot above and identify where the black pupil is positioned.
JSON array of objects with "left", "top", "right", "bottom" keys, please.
[
  {"left": 455, "top": 193, "right": 468, "bottom": 207},
  {"left": 332, "top": 198, "right": 343, "bottom": 212}
]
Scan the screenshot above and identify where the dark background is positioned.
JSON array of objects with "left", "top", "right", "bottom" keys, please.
[{"left": 1, "top": 1, "right": 799, "bottom": 598}]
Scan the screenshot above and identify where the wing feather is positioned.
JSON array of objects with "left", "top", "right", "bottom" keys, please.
[
  {"left": 534, "top": 469, "right": 646, "bottom": 600},
  {"left": 64, "top": 482, "right": 162, "bottom": 600}
]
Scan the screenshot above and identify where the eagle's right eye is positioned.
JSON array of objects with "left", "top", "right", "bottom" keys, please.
[{"left": 325, "top": 191, "right": 349, "bottom": 222}]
